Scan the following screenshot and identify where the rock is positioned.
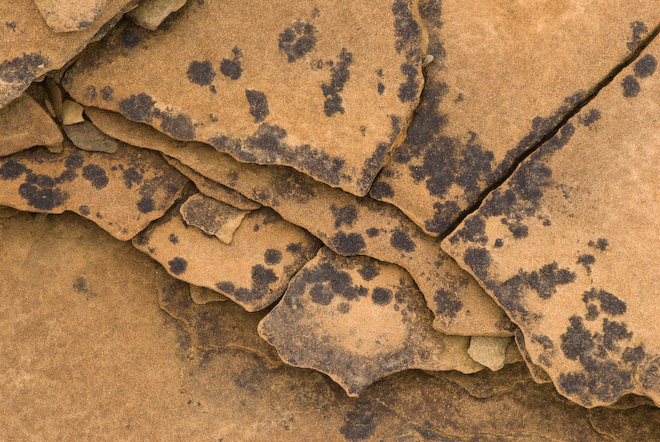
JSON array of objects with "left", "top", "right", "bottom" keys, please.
[
  {"left": 0, "top": 93, "right": 62, "bottom": 156},
  {"left": 62, "top": 0, "right": 423, "bottom": 196},
  {"left": 133, "top": 203, "right": 321, "bottom": 311},
  {"left": 468, "top": 336, "right": 514, "bottom": 371},
  {"left": 179, "top": 193, "right": 249, "bottom": 244},
  {"left": 63, "top": 120, "right": 120, "bottom": 153},
  {"left": 127, "top": 0, "right": 187, "bottom": 30},
  {"left": 33, "top": 0, "right": 109, "bottom": 33},
  {"left": 259, "top": 247, "right": 485, "bottom": 396},
  {"left": 0, "top": 141, "right": 187, "bottom": 240},
  {"left": 189, "top": 284, "right": 227, "bottom": 304},
  {"left": 444, "top": 39, "right": 660, "bottom": 407},
  {"left": 371, "top": 0, "right": 660, "bottom": 236},
  {"left": 86, "top": 106, "right": 513, "bottom": 337},
  {"left": 61, "top": 99, "right": 85, "bottom": 125}
]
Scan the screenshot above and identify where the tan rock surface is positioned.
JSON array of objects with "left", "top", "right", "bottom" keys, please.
[
  {"left": 468, "top": 336, "right": 515, "bottom": 371},
  {"left": 127, "top": 0, "right": 187, "bottom": 30},
  {"left": 444, "top": 40, "right": 660, "bottom": 407},
  {"left": 179, "top": 192, "right": 249, "bottom": 244},
  {"left": 259, "top": 247, "right": 484, "bottom": 396},
  {"left": 63, "top": 120, "right": 120, "bottom": 153},
  {"left": 189, "top": 284, "right": 227, "bottom": 304},
  {"left": 62, "top": 0, "right": 423, "bottom": 195},
  {"left": 0, "top": 142, "right": 187, "bottom": 240},
  {"left": 61, "top": 99, "right": 85, "bottom": 125},
  {"left": 0, "top": 92, "right": 62, "bottom": 156},
  {"left": 133, "top": 203, "right": 321, "bottom": 311},
  {"left": 33, "top": 0, "right": 109, "bottom": 33},
  {"left": 371, "top": 0, "right": 660, "bottom": 236},
  {"left": 86, "top": 106, "right": 513, "bottom": 337}
]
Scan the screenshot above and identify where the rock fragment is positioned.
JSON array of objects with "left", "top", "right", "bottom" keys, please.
[
  {"left": 63, "top": 120, "right": 120, "bottom": 153},
  {"left": 0, "top": 93, "right": 62, "bottom": 156},
  {"left": 189, "top": 284, "right": 227, "bottom": 304},
  {"left": 127, "top": 0, "right": 187, "bottom": 30},
  {"left": 179, "top": 193, "right": 249, "bottom": 244},
  {"left": 32, "top": 0, "right": 109, "bottom": 33}
]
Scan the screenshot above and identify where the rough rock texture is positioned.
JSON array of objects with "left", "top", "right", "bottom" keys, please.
[
  {"left": 371, "top": 0, "right": 660, "bottom": 236},
  {"left": 0, "top": 142, "right": 187, "bottom": 240},
  {"left": 468, "top": 336, "right": 518, "bottom": 371},
  {"left": 127, "top": 0, "right": 187, "bottom": 30},
  {"left": 133, "top": 203, "right": 321, "bottom": 311},
  {"left": 179, "top": 193, "right": 248, "bottom": 244},
  {"left": 0, "top": 0, "right": 138, "bottom": 107},
  {"left": 444, "top": 39, "right": 660, "bottom": 407},
  {"left": 33, "top": 0, "right": 109, "bottom": 33},
  {"left": 63, "top": 120, "right": 120, "bottom": 153},
  {"left": 0, "top": 92, "right": 62, "bottom": 156},
  {"left": 86, "top": 106, "right": 513, "bottom": 337},
  {"left": 189, "top": 284, "right": 228, "bottom": 304},
  {"left": 259, "top": 247, "right": 484, "bottom": 396},
  {"left": 62, "top": 0, "right": 423, "bottom": 195}
]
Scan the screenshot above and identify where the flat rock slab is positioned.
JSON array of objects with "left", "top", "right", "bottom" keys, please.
[
  {"left": 370, "top": 0, "right": 660, "bottom": 236},
  {"left": 127, "top": 0, "right": 187, "bottom": 31},
  {"left": 0, "top": 142, "right": 187, "bottom": 240},
  {"left": 0, "top": 92, "right": 62, "bottom": 156},
  {"left": 259, "top": 247, "right": 484, "bottom": 396},
  {"left": 179, "top": 192, "right": 249, "bottom": 244},
  {"left": 63, "top": 120, "right": 120, "bottom": 153},
  {"left": 133, "top": 204, "right": 321, "bottom": 311},
  {"left": 33, "top": 0, "right": 108, "bottom": 33},
  {"left": 0, "top": 0, "right": 137, "bottom": 107},
  {"left": 62, "top": 0, "right": 423, "bottom": 196},
  {"left": 86, "top": 106, "right": 513, "bottom": 337},
  {"left": 444, "top": 40, "right": 660, "bottom": 407}
]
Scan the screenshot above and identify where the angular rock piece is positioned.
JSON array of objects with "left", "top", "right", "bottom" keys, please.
[
  {"left": 259, "top": 247, "right": 484, "bottom": 396},
  {"left": 63, "top": 120, "right": 120, "bottom": 153},
  {"left": 133, "top": 204, "right": 321, "bottom": 311},
  {"left": 0, "top": 142, "right": 187, "bottom": 240},
  {"left": 189, "top": 284, "right": 227, "bottom": 304},
  {"left": 33, "top": 0, "right": 108, "bottom": 33},
  {"left": 468, "top": 336, "right": 513, "bottom": 372},
  {"left": 179, "top": 193, "right": 248, "bottom": 244},
  {"left": 63, "top": 0, "right": 423, "bottom": 196},
  {"left": 0, "top": 0, "right": 137, "bottom": 107},
  {"left": 0, "top": 93, "right": 62, "bottom": 156},
  {"left": 61, "top": 99, "right": 85, "bottom": 125},
  {"left": 371, "top": 0, "right": 660, "bottom": 236},
  {"left": 127, "top": 0, "right": 187, "bottom": 30},
  {"left": 444, "top": 40, "right": 660, "bottom": 407},
  {"left": 87, "top": 106, "right": 513, "bottom": 337}
]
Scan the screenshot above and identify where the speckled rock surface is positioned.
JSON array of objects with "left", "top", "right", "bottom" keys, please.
[
  {"left": 179, "top": 193, "right": 248, "bottom": 244},
  {"left": 62, "top": 0, "right": 423, "bottom": 196},
  {"left": 444, "top": 39, "right": 660, "bottom": 407}
]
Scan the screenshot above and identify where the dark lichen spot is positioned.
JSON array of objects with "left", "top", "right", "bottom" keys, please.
[
  {"left": 121, "top": 28, "right": 141, "bottom": 48},
  {"left": 78, "top": 205, "right": 90, "bottom": 216},
  {"left": 338, "top": 302, "right": 351, "bottom": 314},
  {"left": 5, "top": 22, "right": 17, "bottom": 32},
  {"left": 365, "top": 228, "right": 379, "bottom": 238},
  {"left": 19, "top": 175, "right": 66, "bottom": 210},
  {"left": 310, "top": 283, "right": 333, "bottom": 305},
  {"left": 0, "top": 53, "right": 48, "bottom": 85},
  {"left": 122, "top": 167, "right": 143, "bottom": 189},
  {"left": 633, "top": 54, "right": 657, "bottom": 78},
  {"left": 369, "top": 181, "right": 394, "bottom": 199},
  {"left": 339, "top": 402, "right": 377, "bottom": 441},
  {"left": 73, "top": 276, "right": 89, "bottom": 293},
  {"left": 330, "top": 205, "right": 358, "bottom": 228},
  {"left": 278, "top": 21, "right": 317, "bottom": 62},
  {"left": 577, "top": 254, "right": 595, "bottom": 273},
  {"left": 187, "top": 60, "right": 216, "bottom": 86},
  {"left": 264, "top": 249, "right": 283, "bottom": 265},
  {"left": 451, "top": 216, "right": 488, "bottom": 245},
  {"left": 582, "top": 289, "right": 626, "bottom": 316},
  {"left": 525, "top": 262, "right": 576, "bottom": 300},
  {"left": 118, "top": 93, "right": 155, "bottom": 123},
  {"left": 560, "top": 316, "right": 594, "bottom": 361},
  {"left": 493, "top": 238, "right": 504, "bottom": 248},
  {"left": 622, "top": 346, "right": 645, "bottom": 363},
  {"left": 168, "top": 257, "right": 188, "bottom": 275},
  {"left": 627, "top": 21, "right": 648, "bottom": 52},
  {"left": 100, "top": 86, "right": 114, "bottom": 102},
  {"left": 137, "top": 195, "right": 155, "bottom": 213},
  {"left": 578, "top": 109, "right": 601, "bottom": 127},
  {"left": 321, "top": 48, "right": 353, "bottom": 117},
  {"left": 220, "top": 47, "right": 243, "bottom": 80},
  {"left": 391, "top": 0, "right": 420, "bottom": 53},
  {"left": 588, "top": 238, "right": 609, "bottom": 251},
  {"left": 389, "top": 228, "right": 416, "bottom": 252},
  {"left": 433, "top": 289, "right": 463, "bottom": 318},
  {"left": 245, "top": 90, "right": 270, "bottom": 123},
  {"left": 397, "top": 62, "right": 419, "bottom": 103},
  {"left": 371, "top": 287, "right": 393, "bottom": 306},
  {"left": 169, "top": 233, "right": 179, "bottom": 244},
  {"left": 82, "top": 164, "right": 109, "bottom": 190},
  {"left": 159, "top": 110, "right": 195, "bottom": 140},
  {"left": 0, "top": 160, "right": 28, "bottom": 180},
  {"left": 463, "top": 247, "right": 492, "bottom": 280},
  {"left": 377, "top": 83, "right": 385, "bottom": 94},
  {"left": 357, "top": 264, "right": 380, "bottom": 281},
  {"left": 252, "top": 264, "right": 278, "bottom": 287},
  {"left": 621, "top": 75, "right": 640, "bottom": 98},
  {"left": 330, "top": 232, "right": 365, "bottom": 255},
  {"left": 286, "top": 243, "right": 301, "bottom": 253}
]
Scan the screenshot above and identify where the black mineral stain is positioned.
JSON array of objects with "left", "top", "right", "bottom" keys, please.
[
  {"left": 286, "top": 243, "right": 302, "bottom": 253},
  {"left": 168, "top": 257, "right": 188, "bottom": 275},
  {"left": 169, "top": 233, "right": 179, "bottom": 244},
  {"left": 621, "top": 75, "right": 640, "bottom": 98},
  {"left": 633, "top": 54, "right": 657, "bottom": 78},
  {"left": 366, "top": 228, "right": 379, "bottom": 238},
  {"left": 82, "top": 164, "right": 109, "bottom": 190},
  {"left": 371, "top": 287, "right": 393, "bottom": 306},
  {"left": 278, "top": 21, "right": 317, "bottom": 63},
  {"left": 264, "top": 248, "right": 283, "bottom": 265},
  {"left": 245, "top": 90, "right": 270, "bottom": 123},
  {"left": 433, "top": 288, "right": 463, "bottom": 318},
  {"left": 577, "top": 254, "right": 595, "bottom": 274},
  {"left": 369, "top": 182, "right": 394, "bottom": 199},
  {"left": 330, "top": 232, "right": 366, "bottom": 255},
  {"left": 389, "top": 228, "right": 416, "bottom": 252},
  {"left": 357, "top": 264, "right": 380, "bottom": 281},
  {"left": 220, "top": 47, "right": 243, "bottom": 80},
  {"left": 137, "top": 195, "right": 155, "bottom": 213},
  {"left": 627, "top": 21, "right": 648, "bottom": 52},
  {"left": 582, "top": 288, "right": 627, "bottom": 316},
  {"left": 339, "top": 402, "right": 377, "bottom": 441},
  {"left": 187, "top": 60, "right": 216, "bottom": 86},
  {"left": 100, "top": 86, "right": 114, "bottom": 102},
  {"left": 118, "top": 93, "right": 155, "bottom": 123},
  {"left": 321, "top": 49, "right": 353, "bottom": 117},
  {"left": 79, "top": 205, "right": 90, "bottom": 215},
  {"left": 121, "top": 28, "right": 141, "bottom": 48},
  {"left": 330, "top": 205, "right": 358, "bottom": 228}
]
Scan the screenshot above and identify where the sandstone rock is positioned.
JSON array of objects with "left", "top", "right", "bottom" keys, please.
[
  {"left": 33, "top": 0, "right": 109, "bottom": 33},
  {"left": 0, "top": 92, "right": 62, "bottom": 156},
  {"left": 127, "top": 0, "right": 187, "bottom": 30},
  {"left": 189, "top": 284, "right": 227, "bottom": 304},
  {"left": 63, "top": 120, "right": 120, "bottom": 153},
  {"left": 179, "top": 192, "right": 249, "bottom": 244},
  {"left": 61, "top": 99, "right": 85, "bottom": 125}
]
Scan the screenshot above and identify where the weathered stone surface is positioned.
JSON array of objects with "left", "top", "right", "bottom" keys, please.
[
  {"left": 0, "top": 92, "right": 62, "bottom": 156},
  {"left": 0, "top": 0, "right": 137, "bottom": 107},
  {"left": 33, "top": 0, "right": 109, "bottom": 33},
  {"left": 87, "top": 106, "right": 513, "bottom": 337},
  {"left": 63, "top": 0, "right": 423, "bottom": 196},
  {"left": 444, "top": 40, "right": 660, "bottom": 407},
  {"left": 61, "top": 99, "right": 85, "bottom": 125},
  {"left": 468, "top": 336, "right": 518, "bottom": 371},
  {"left": 133, "top": 203, "right": 321, "bottom": 311},
  {"left": 371, "top": 0, "right": 660, "bottom": 236},
  {"left": 127, "top": 0, "right": 187, "bottom": 30},
  {"left": 63, "top": 120, "right": 120, "bottom": 153},
  {"left": 179, "top": 193, "right": 248, "bottom": 244},
  {"left": 189, "top": 283, "right": 227, "bottom": 304},
  {"left": 0, "top": 142, "right": 187, "bottom": 240},
  {"left": 259, "top": 247, "right": 484, "bottom": 396}
]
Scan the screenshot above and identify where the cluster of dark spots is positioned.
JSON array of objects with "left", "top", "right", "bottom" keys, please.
[
  {"left": 463, "top": 247, "right": 492, "bottom": 280},
  {"left": 168, "top": 257, "right": 188, "bottom": 275},
  {"left": 338, "top": 302, "right": 351, "bottom": 314},
  {"left": 137, "top": 195, "right": 155, "bottom": 213},
  {"left": 121, "top": 167, "right": 143, "bottom": 189},
  {"left": 582, "top": 288, "right": 627, "bottom": 318},
  {"left": 524, "top": 262, "right": 576, "bottom": 300},
  {"left": 73, "top": 276, "right": 90, "bottom": 294},
  {"left": 309, "top": 283, "right": 333, "bottom": 305},
  {"left": 369, "top": 181, "right": 394, "bottom": 199},
  {"left": 588, "top": 238, "right": 609, "bottom": 251},
  {"left": 622, "top": 346, "right": 645, "bottom": 363},
  {"left": 118, "top": 93, "right": 156, "bottom": 123},
  {"left": 578, "top": 109, "right": 600, "bottom": 127},
  {"left": 82, "top": 164, "right": 109, "bottom": 190},
  {"left": 627, "top": 21, "right": 648, "bottom": 51},
  {"left": 0, "top": 53, "right": 48, "bottom": 84},
  {"left": 365, "top": 228, "right": 379, "bottom": 237},
  {"left": 169, "top": 233, "right": 179, "bottom": 244},
  {"left": 577, "top": 254, "right": 595, "bottom": 273},
  {"left": 220, "top": 47, "right": 243, "bottom": 80},
  {"left": 371, "top": 287, "right": 393, "bottom": 306},
  {"left": 100, "top": 86, "right": 114, "bottom": 102},
  {"left": 433, "top": 288, "right": 463, "bottom": 318},
  {"left": 0, "top": 160, "right": 28, "bottom": 180},
  {"left": 391, "top": 0, "right": 420, "bottom": 54},
  {"left": 622, "top": 75, "right": 641, "bottom": 98},
  {"left": 560, "top": 316, "right": 594, "bottom": 361},
  {"left": 5, "top": 21, "right": 17, "bottom": 32},
  {"left": 449, "top": 216, "right": 488, "bottom": 245},
  {"left": 357, "top": 264, "right": 380, "bottom": 281},
  {"left": 357, "top": 115, "right": 400, "bottom": 191},
  {"left": 121, "top": 27, "right": 142, "bottom": 48},
  {"left": 397, "top": 62, "right": 419, "bottom": 103},
  {"left": 286, "top": 243, "right": 301, "bottom": 253},
  {"left": 156, "top": 107, "right": 195, "bottom": 140},
  {"left": 321, "top": 49, "right": 353, "bottom": 117},
  {"left": 294, "top": 258, "right": 371, "bottom": 306},
  {"left": 601, "top": 318, "right": 632, "bottom": 351},
  {"left": 245, "top": 90, "right": 269, "bottom": 123},
  {"left": 330, "top": 204, "right": 358, "bottom": 228},
  {"left": 389, "top": 228, "right": 416, "bottom": 252},
  {"left": 278, "top": 20, "right": 317, "bottom": 62},
  {"left": 339, "top": 402, "right": 377, "bottom": 441},
  {"left": 377, "top": 82, "right": 385, "bottom": 94},
  {"left": 78, "top": 205, "right": 91, "bottom": 215},
  {"left": 19, "top": 174, "right": 67, "bottom": 211},
  {"left": 186, "top": 60, "right": 216, "bottom": 86},
  {"left": 633, "top": 54, "right": 657, "bottom": 78},
  {"left": 251, "top": 264, "right": 278, "bottom": 287},
  {"left": 264, "top": 249, "right": 283, "bottom": 265},
  {"left": 330, "top": 231, "right": 366, "bottom": 255}
]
